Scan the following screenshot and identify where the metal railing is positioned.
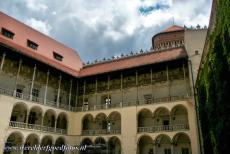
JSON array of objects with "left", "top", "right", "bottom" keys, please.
[
  {"left": 137, "top": 123, "right": 189, "bottom": 133},
  {"left": 82, "top": 129, "right": 121, "bottom": 136},
  {"left": 9, "top": 121, "right": 67, "bottom": 134}
]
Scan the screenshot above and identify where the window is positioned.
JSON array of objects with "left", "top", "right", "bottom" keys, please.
[
  {"left": 32, "top": 88, "right": 39, "bottom": 97},
  {"left": 32, "top": 88, "right": 40, "bottom": 102},
  {"left": 27, "top": 40, "right": 38, "bottom": 50},
  {"left": 182, "top": 148, "right": 189, "bottom": 154},
  {"left": 195, "top": 50, "right": 199, "bottom": 55},
  {"left": 53, "top": 52, "right": 63, "bottom": 61},
  {"left": 164, "top": 149, "right": 171, "bottom": 154},
  {"left": 1, "top": 28, "right": 14, "bottom": 39}
]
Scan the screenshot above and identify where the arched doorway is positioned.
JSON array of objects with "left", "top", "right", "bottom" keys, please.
[
  {"left": 10, "top": 103, "right": 28, "bottom": 123},
  {"left": 173, "top": 133, "right": 191, "bottom": 154},
  {"left": 56, "top": 113, "right": 68, "bottom": 134},
  {"left": 43, "top": 109, "right": 56, "bottom": 132},
  {"left": 108, "top": 137, "right": 121, "bottom": 154},
  {"left": 95, "top": 113, "right": 107, "bottom": 133},
  {"left": 82, "top": 114, "right": 94, "bottom": 135},
  {"left": 80, "top": 138, "right": 93, "bottom": 154},
  {"left": 23, "top": 134, "right": 39, "bottom": 154},
  {"left": 171, "top": 105, "right": 189, "bottom": 130},
  {"left": 138, "top": 109, "right": 152, "bottom": 132},
  {"left": 28, "top": 106, "right": 42, "bottom": 126},
  {"left": 4, "top": 132, "right": 24, "bottom": 154},
  {"left": 108, "top": 112, "right": 121, "bottom": 134},
  {"left": 153, "top": 107, "right": 170, "bottom": 131},
  {"left": 94, "top": 137, "right": 107, "bottom": 154},
  {"left": 40, "top": 136, "right": 53, "bottom": 154},
  {"left": 138, "top": 135, "right": 154, "bottom": 154},
  {"left": 155, "top": 134, "right": 171, "bottom": 154},
  {"left": 54, "top": 137, "right": 65, "bottom": 154}
]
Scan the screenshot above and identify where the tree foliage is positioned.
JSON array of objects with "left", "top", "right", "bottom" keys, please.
[{"left": 196, "top": 0, "right": 230, "bottom": 154}]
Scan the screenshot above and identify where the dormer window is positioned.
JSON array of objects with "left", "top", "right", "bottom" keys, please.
[
  {"left": 53, "top": 52, "right": 63, "bottom": 61},
  {"left": 1, "top": 28, "right": 14, "bottom": 39},
  {"left": 27, "top": 40, "right": 38, "bottom": 50}
]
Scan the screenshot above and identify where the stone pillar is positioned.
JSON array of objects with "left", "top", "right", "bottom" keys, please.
[
  {"left": 95, "top": 78, "right": 97, "bottom": 108},
  {"left": 183, "top": 62, "right": 189, "bottom": 97},
  {"left": 54, "top": 118, "right": 57, "bottom": 132},
  {"left": 166, "top": 65, "right": 170, "bottom": 98},
  {"left": 107, "top": 75, "right": 110, "bottom": 107},
  {"left": 14, "top": 59, "right": 22, "bottom": 96},
  {"left": 0, "top": 53, "right": 6, "bottom": 71},
  {"left": 68, "top": 79, "right": 73, "bottom": 110},
  {"left": 171, "top": 144, "right": 174, "bottom": 154},
  {"left": 57, "top": 75, "right": 62, "bottom": 108},
  {"left": 83, "top": 81, "right": 86, "bottom": 111},
  {"left": 136, "top": 70, "right": 138, "bottom": 104},
  {"left": 44, "top": 70, "right": 49, "bottom": 105},
  {"left": 29, "top": 64, "right": 36, "bottom": 100},
  {"left": 120, "top": 73, "right": 123, "bottom": 106}
]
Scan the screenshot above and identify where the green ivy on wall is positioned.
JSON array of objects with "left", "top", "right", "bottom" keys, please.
[{"left": 196, "top": 0, "right": 230, "bottom": 154}]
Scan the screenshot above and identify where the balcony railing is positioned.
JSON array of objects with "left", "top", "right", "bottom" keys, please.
[
  {"left": 137, "top": 124, "right": 189, "bottom": 133},
  {"left": 82, "top": 129, "right": 121, "bottom": 136},
  {"left": 9, "top": 121, "right": 67, "bottom": 134},
  {"left": 0, "top": 86, "right": 191, "bottom": 112}
]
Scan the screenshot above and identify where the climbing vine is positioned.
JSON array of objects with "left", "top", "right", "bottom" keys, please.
[{"left": 196, "top": 0, "right": 230, "bottom": 154}]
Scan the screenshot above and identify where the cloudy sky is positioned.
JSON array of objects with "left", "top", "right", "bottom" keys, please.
[{"left": 0, "top": 0, "right": 212, "bottom": 62}]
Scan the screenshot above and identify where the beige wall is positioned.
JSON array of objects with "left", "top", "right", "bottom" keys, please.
[{"left": 0, "top": 92, "right": 199, "bottom": 154}]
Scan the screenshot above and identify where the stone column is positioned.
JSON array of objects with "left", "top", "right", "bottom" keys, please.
[
  {"left": 95, "top": 78, "right": 97, "bottom": 109},
  {"left": 166, "top": 65, "right": 170, "bottom": 98},
  {"left": 151, "top": 68, "right": 153, "bottom": 102},
  {"left": 136, "top": 70, "right": 138, "bottom": 104},
  {"left": 0, "top": 53, "right": 6, "bottom": 71},
  {"left": 29, "top": 64, "right": 36, "bottom": 100},
  {"left": 68, "top": 79, "right": 73, "bottom": 110},
  {"left": 57, "top": 75, "right": 62, "bottom": 108},
  {"left": 120, "top": 73, "right": 123, "bottom": 106},
  {"left": 183, "top": 62, "right": 189, "bottom": 97},
  {"left": 44, "top": 70, "right": 49, "bottom": 105},
  {"left": 14, "top": 59, "right": 22, "bottom": 96}
]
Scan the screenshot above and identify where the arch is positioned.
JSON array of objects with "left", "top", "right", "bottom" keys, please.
[
  {"left": 108, "top": 136, "right": 121, "bottom": 154},
  {"left": 154, "top": 134, "right": 171, "bottom": 154},
  {"left": 10, "top": 102, "right": 28, "bottom": 123},
  {"left": 171, "top": 105, "right": 189, "bottom": 125},
  {"left": 24, "top": 133, "right": 39, "bottom": 154},
  {"left": 4, "top": 132, "right": 24, "bottom": 154},
  {"left": 137, "top": 108, "right": 153, "bottom": 128},
  {"left": 57, "top": 112, "right": 68, "bottom": 130},
  {"left": 153, "top": 107, "right": 170, "bottom": 117},
  {"left": 172, "top": 133, "right": 191, "bottom": 154},
  {"left": 28, "top": 106, "right": 43, "bottom": 125},
  {"left": 94, "top": 137, "right": 107, "bottom": 154},
  {"left": 82, "top": 114, "right": 94, "bottom": 130},
  {"left": 43, "top": 109, "right": 56, "bottom": 128},
  {"left": 138, "top": 135, "right": 154, "bottom": 154},
  {"left": 153, "top": 107, "right": 170, "bottom": 131},
  {"left": 40, "top": 135, "right": 53, "bottom": 154},
  {"left": 95, "top": 113, "right": 107, "bottom": 130},
  {"left": 81, "top": 138, "right": 93, "bottom": 145},
  {"left": 108, "top": 111, "right": 121, "bottom": 132},
  {"left": 54, "top": 137, "right": 66, "bottom": 154},
  {"left": 80, "top": 138, "right": 93, "bottom": 154}
]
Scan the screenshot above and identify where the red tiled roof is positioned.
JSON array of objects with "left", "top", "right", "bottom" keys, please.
[
  {"left": 0, "top": 11, "right": 83, "bottom": 76},
  {"left": 0, "top": 36, "right": 80, "bottom": 77},
  {"left": 79, "top": 47, "right": 187, "bottom": 77},
  {"left": 160, "top": 25, "right": 184, "bottom": 33}
]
